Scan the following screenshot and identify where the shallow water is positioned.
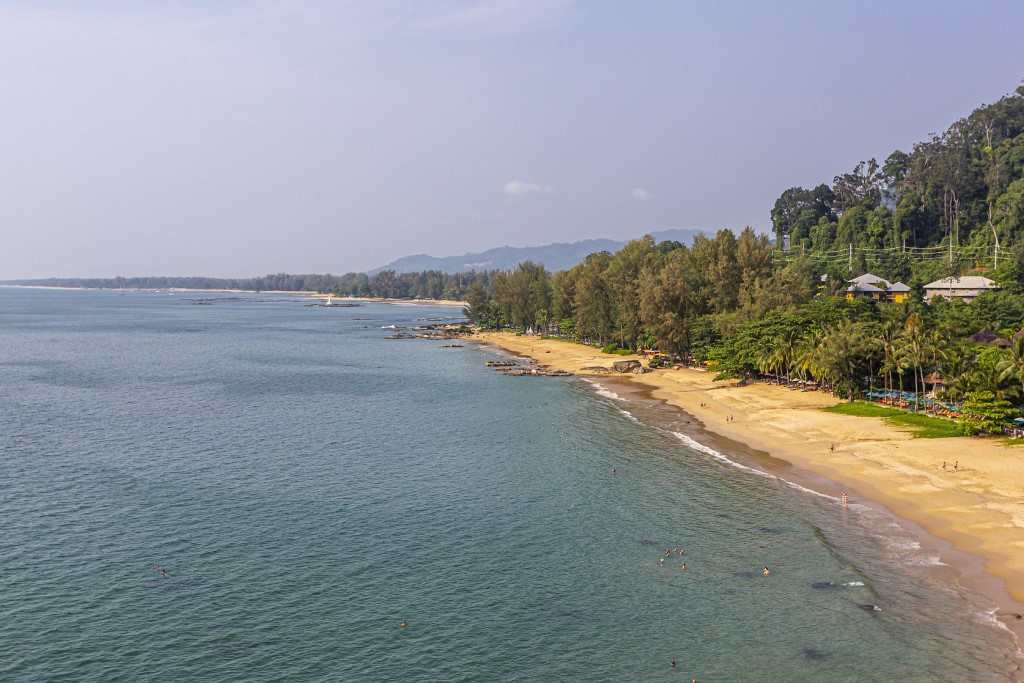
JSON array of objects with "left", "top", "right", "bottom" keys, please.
[{"left": 0, "top": 287, "right": 1018, "bottom": 681}]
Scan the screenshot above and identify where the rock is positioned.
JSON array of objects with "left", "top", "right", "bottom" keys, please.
[
  {"left": 580, "top": 366, "right": 612, "bottom": 374},
  {"left": 612, "top": 359, "right": 642, "bottom": 373}
]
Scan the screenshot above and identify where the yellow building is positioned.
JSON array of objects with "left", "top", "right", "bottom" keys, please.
[{"left": 846, "top": 273, "right": 911, "bottom": 303}]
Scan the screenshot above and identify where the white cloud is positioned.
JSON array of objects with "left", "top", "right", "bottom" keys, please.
[
  {"left": 631, "top": 187, "right": 652, "bottom": 201},
  {"left": 504, "top": 179, "right": 551, "bottom": 196}
]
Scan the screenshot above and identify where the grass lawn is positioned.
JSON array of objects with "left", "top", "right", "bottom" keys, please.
[{"left": 823, "top": 401, "right": 964, "bottom": 438}]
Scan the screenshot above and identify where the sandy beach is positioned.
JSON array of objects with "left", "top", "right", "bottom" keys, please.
[
  {"left": 475, "top": 330, "right": 1024, "bottom": 641},
  {"left": 309, "top": 293, "right": 467, "bottom": 307}
]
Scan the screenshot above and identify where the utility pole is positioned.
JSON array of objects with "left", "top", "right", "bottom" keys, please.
[{"left": 992, "top": 225, "right": 1000, "bottom": 270}]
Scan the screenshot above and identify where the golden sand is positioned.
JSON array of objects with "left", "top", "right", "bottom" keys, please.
[{"left": 476, "top": 331, "right": 1024, "bottom": 607}]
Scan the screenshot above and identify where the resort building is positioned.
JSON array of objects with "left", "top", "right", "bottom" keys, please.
[
  {"left": 845, "top": 273, "right": 912, "bottom": 303},
  {"left": 923, "top": 276, "right": 999, "bottom": 303}
]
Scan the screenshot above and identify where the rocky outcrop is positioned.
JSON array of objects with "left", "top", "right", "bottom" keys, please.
[{"left": 612, "top": 359, "right": 642, "bottom": 373}]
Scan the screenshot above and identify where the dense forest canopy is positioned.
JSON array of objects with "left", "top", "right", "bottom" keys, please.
[{"left": 772, "top": 85, "right": 1024, "bottom": 286}]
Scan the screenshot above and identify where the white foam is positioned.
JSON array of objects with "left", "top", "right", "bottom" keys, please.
[
  {"left": 617, "top": 408, "right": 640, "bottom": 423},
  {"left": 582, "top": 378, "right": 624, "bottom": 402},
  {"left": 843, "top": 581, "right": 865, "bottom": 587},
  {"left": 978, "top": 607, "right": 1023, "bottom": 655},
  {"left": 672, "top": 431, "right": 780, "bottom": 480},
  {"left": 381, "top": 324, "right": 397, "bottom": 329}
]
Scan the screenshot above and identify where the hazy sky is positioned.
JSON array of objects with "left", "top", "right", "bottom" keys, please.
[{"left": 2, "top": 1, "right": 1023, "bottom": 278}]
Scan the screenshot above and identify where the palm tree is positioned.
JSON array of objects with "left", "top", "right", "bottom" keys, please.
[
  {"left": 879, "top": 320, "right": 901, "bottom": 398},
  {"left": 937, "top": 343, "right": 976, "bottom": 402},
  {"left": 997, "top": 332, "right": 1024, "bottom": 398},
  {"left": 775, "top": 330, "right": 800, "bottom": 385},
  {"left": 793, "top": 330, "right": 825, "bottom": 388},
  {"left": 901, "top": 313, "right": 930, "bottom": 411},
  {"left": 818, "top": 321, "right": 871, "bottom": 401}
]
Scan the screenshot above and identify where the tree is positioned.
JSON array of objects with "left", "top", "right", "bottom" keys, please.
[
  {"left": 770, "top": 184, "right": 834, "bottom": 246},
  {"left": 960, "top": 391, "right": 1018, "bottom": 435},
  {"left": 833, "top": 159, "right": 884, "bottom": 211},
  {"left": 997, "top": 332, "right": 1024, "bottom": 397}
]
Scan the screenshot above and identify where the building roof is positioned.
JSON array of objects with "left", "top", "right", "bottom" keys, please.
[
  {"left": 887, "top": 281, "right": 911, "bottom": 292},
  {"left": 848, "top": 273, "right": 891, "bottom": 288},
  {"left": 847, "top": 283, "right": 884, "bottom": 294},
  {"left": 923, "top": 276, "right": 998, "bottom": 290}
]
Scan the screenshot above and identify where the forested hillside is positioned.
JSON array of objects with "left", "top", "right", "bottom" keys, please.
[{"left": 772, "top": 85, "right": 1024, "bottom": 283}]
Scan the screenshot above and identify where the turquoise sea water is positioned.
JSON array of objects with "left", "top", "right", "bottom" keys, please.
[{"left": 0, "top": 287, "right": 1019, "bottom": 681}]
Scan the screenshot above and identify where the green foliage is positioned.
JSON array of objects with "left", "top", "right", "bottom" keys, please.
[
  {"left": 959, "top": 391, "right": 1019, "bottom": 435},
  {"left": 600, "top": 344, "right": 633, "bottom": 355},
  {"left": 823, "top": 402, "right": 963, "bottom": 438}
]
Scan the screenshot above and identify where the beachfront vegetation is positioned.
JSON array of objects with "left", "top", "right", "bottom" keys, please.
[
  {"left": 823, "top": 403, "right": 964, "bottom": 439},
  {"left": 466, "top": 86, "right": 1024, "bottom": 435}
]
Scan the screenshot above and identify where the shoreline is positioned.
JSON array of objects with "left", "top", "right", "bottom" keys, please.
[
  {"left": 474, "top": 331, "right": 1024, "bottom": 658},
  {"left": 0, "top": 285, "right": 467, "bottom": 307}
]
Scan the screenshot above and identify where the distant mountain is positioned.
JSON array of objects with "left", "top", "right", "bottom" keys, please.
[{"left": 370, "top": 229, "right": 706, "bottom": 274}]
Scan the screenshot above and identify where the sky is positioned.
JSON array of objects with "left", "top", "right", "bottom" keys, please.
[{"left": 1, "top": 1, "right": 1023, "bottom": 278}]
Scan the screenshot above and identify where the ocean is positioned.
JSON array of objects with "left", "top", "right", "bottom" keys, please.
[{"left": 0, "top": 287, "right": 1019, "bottom": 681}]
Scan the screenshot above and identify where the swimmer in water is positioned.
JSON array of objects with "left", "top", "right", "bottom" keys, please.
[
  {"left": 160, "top": 568, "right": 169, "bottom": 577},
  {"left": 611, "top": 467, "right": 616, "bottom": 474},
  {"left": 399, "top": 620, "right": 408, "bottom": 629},
  {"left": 681, "top": 563, "right": 688, "bottom": 571},
  {"left": 762, "top": 566, "right": 771, "bottom": 577},
  {"left": 671, "top": 658, "right": 676, "bottom": 669}
]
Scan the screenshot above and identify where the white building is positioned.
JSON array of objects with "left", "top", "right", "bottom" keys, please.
[{"left": 923, "top": 276, "right": 999, "bottom": 303}]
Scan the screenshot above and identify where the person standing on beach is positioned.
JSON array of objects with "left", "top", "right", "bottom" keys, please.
[{"left": 841, "top": 492, "right": 848, "bottom": 508}]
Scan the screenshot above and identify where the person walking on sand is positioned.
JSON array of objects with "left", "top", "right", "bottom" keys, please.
[{"left": 954, "top": 460, "right": 959, "bottom": 472}]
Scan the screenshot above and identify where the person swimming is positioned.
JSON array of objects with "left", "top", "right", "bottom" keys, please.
[
  {"left": 671, "top": 658, "right": 676, "bottom": 669},
  {"left": 762, "top": 566, "right": 771, "bottom": 576},
  {"left": 681, "top": 563, "right": 688, "bottom": 571},
  {"left": 399, "top": 620, "right": 408, "bottom": 628}
]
